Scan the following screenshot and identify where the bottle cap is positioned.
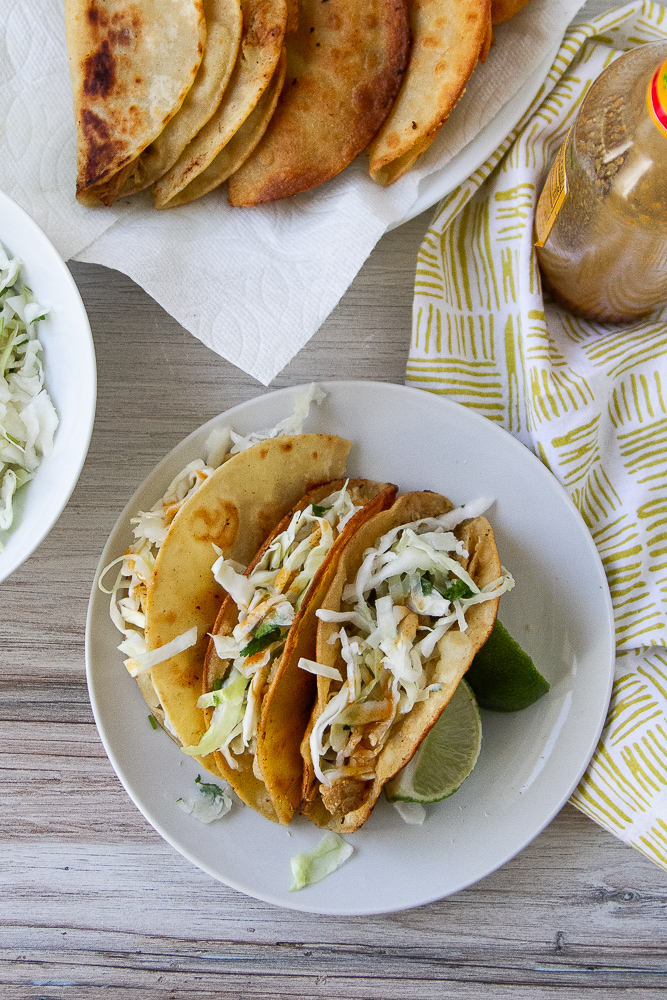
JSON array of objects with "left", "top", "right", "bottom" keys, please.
[{"left": 647, "top": 58, "right": 667, "bottom": 136}]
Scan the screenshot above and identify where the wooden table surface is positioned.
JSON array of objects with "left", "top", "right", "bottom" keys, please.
[{"left": 2, "top": 211, "right": 667, "bottom": 998}]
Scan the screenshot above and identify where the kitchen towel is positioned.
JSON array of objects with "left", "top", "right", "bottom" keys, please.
[
  {"left": 410, "top": 1, "right": 667, "bottom": 869},
  {"left": 0, "top": 0, "right": 584, "bottom": 384}
]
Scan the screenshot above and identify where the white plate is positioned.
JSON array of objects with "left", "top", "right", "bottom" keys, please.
[
  {"left": 0, "top": 191, "right": 96, "bottom": 583},
  {"left": 86, "top": 381, "right": 615, "bottom": 915}
]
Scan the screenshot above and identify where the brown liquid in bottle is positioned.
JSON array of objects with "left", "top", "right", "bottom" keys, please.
[{"left": 535, "top": 42, "right": 667, "bottom": 322}]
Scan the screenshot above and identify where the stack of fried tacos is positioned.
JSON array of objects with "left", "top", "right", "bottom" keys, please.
[
  {"left": 67, "top": 0, "right": 533, "bottom": 205},
  {"left": 106, "top": 397, "right": 514, "bottom": 835}
]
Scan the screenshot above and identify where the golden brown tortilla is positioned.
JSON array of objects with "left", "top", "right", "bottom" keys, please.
[
  {"left": 202, "top": 480, "right": 398, "bottom": 823},
  {"left": 492, "top": 0, "right": 531, "bottom": 24},
  {"left": 162, "top": 47, "right": 287, "bottom": 208},
  {"left": 144, "top": 433, "right": 352, "bottom": 778},
  {"left": 153, "top": 0, "right": 287, "bottom": 208},
  {"left": 112, "top": 0, "right": 243, "bottom": 200},
  {"left": 65, "top": 0, "right": 206, "bottom": 202},
  {"left": 226, "top": 0, "right": 410, "bottom": 206},
  {"left": 301, "top": 491, "right": 502, "bottom": 833},
  {"left": 368, "top": 0, "right": 492, "bottom": 186}
]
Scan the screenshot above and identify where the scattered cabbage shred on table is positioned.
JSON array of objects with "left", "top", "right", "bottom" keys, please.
[{"left": 0, "top": 246, "right": 58, "bottom": 548}]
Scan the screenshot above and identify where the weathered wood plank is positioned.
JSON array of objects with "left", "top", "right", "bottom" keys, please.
[{"left": 2, "top": 210, "right": 666, "bottom": 995}]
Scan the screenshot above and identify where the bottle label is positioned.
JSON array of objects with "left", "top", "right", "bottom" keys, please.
[
  {"left": 647, "top": 58, "right": 667, "bottom": 136},
  {"left": 535, "top": 129, "right": 571, "bottom": 249}
]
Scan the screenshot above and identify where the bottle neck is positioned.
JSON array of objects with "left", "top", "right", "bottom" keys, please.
[{"left": 648, "top": 58, "right": 667, "bottom": 136}]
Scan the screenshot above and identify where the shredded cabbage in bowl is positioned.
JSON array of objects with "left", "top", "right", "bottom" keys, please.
[{"left": 0, "top": 245, "right": 58, "bottom": 550}]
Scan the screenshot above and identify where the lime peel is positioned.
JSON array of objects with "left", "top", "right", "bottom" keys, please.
[{"left": 466, "top": 619, "right": 550, "bottom": 712}]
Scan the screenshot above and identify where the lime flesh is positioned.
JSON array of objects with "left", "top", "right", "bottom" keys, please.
[{"left": 385, "top": 679, "right": 482, "bottom": 804}]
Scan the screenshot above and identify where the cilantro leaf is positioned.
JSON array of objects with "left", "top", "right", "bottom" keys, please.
[
  {"left": 443, "top": 578, "right": 474, "bottom": 602},
  {"left": 255, "top": 619, "right": 280, "bottom": 640},
  {"left": 240, "top": 624, "right": 283, "bottom": 657},
  {"left": 311, "top": 503, "right": 332, "bottom": 517},
  {"left": 195, "top": 774, "right": 227, "bottom": 801}
]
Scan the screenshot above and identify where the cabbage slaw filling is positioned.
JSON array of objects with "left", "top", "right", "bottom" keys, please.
[
  {"left": 0, "top": 246, "right": 57, "bottom": 548},
  {"left": 308, "top": 503, "right": 514, "bottom": 809},
  {"left": 100, "top": 384, "right": 326, "bottom": 733},
  {"left": 186, "top": 484, "right": 362, "bottom": 767}
]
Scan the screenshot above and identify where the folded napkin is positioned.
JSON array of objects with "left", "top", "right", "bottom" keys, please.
[
  {"left": 410, "top": 2, "right": 667, "bottom": 869},
  {"left": 0, "top": 0, "right": 584, "bottom": 384}
]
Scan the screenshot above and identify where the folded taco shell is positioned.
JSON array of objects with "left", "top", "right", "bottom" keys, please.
[
  {"left": 368, "top": 0, "right": 491, "bottom": 186},
  {"left": 65, "top": 0, "right": 207, "bottom": 201},
  {"left": 301, "top": 491, "right": 502, "bottom": 833}
]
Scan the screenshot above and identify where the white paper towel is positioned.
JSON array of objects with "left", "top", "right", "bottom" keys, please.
[{"left": 0, "top": 0, "right": 584, "bottom": 383}]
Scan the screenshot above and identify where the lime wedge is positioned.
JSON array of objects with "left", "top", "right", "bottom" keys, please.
[
  {"left": 466, "top": 619, "right": 550, "bottom": 712},
  {"left": 385, "top": 679, "right": 481, "bottom": 804}
]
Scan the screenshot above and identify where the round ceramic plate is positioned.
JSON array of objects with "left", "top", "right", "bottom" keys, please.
[
  {"left": 0, "top": 191, "right": 96, "bottom": 583},
  {"left": 86, "top": 381, "right": 615, "bottom": 915}
]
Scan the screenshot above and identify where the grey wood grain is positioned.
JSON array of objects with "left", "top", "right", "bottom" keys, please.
[{"left": 2, "top": 211, "right": 667, "bottom": 997}]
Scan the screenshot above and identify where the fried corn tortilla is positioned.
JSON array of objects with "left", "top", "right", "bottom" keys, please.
[
  {"left": 227, "top": 0, "right": 410, "bottom": 206},
  {"left": 301, "top": 491, "right": 505, "bottom": 833},
  {"left": 200, "top": 480, "right": 398, "bottom": 823},
  {"left": 492, "top": 0, "right": 531, "bottom": 24},
  {"left": 112, "top": 0, "right": 243, "bottom": 200},
  {"left": 285, "top": 0, "right": 298, "bottom": 33},
  {"left": 164, "top": 47, "right": 287, "bottom": 208},
  {"left": 144, "top": 433, "right": 352, "bottom": 778},
  {"left": 368, "top": 0, "right": 491, "bottom": 187},
  {"left": 65, "top": 0, "right": 206, "bottom": 203},
  {"left": 153, "top": 0, "right": 287, "bottom": 208}
]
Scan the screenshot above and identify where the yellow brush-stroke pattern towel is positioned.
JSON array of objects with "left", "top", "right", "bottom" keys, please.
[{"left": 411, "top": 1, "right": 667, "bottom": 869}]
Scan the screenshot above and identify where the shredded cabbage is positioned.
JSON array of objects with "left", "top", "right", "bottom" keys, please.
[
  {"left": 0, "top": 246, "right": 57, "bottom": 549},
  {"left": 229, "top": 384, "right": 325, "bottom": 455},
  {"left": 100, "top": 385, "right": 327, "bottom": 725},
  {"left": 124, "top": 625, "right": 197, "bottom": 678},
  {"left": 176, "top": 774, "right": 233, "bottom": 823},
  {"left": 183, "top": 669, "right": 249, "bottom": 760},
  {"left": 297, "top": 657, "right": 343, "bottom": 682},
  {"left": 310, "top": 503, "right": 514, "bottom": 786},
  {"left": 289, "top": 831, "right": 353, "bottom": 891},
  {"left": 393, "top": 800, "right": 426, "bottom": 825}
]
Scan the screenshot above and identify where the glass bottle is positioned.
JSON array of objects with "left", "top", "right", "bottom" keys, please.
[{"left": 535, "top": 42, "right": 667, "bottom": 322}]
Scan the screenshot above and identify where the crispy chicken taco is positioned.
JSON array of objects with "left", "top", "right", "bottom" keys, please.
[
  {"left": 301, "top": 491, "right": 514, "bottom": 833},
  {"left": 193, "top": 478, "right": 398, "bottom": 823}
]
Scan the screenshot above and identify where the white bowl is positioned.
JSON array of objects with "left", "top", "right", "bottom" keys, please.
[{"left": 0, "top": 191, "right": 96, "bottom": 583}]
